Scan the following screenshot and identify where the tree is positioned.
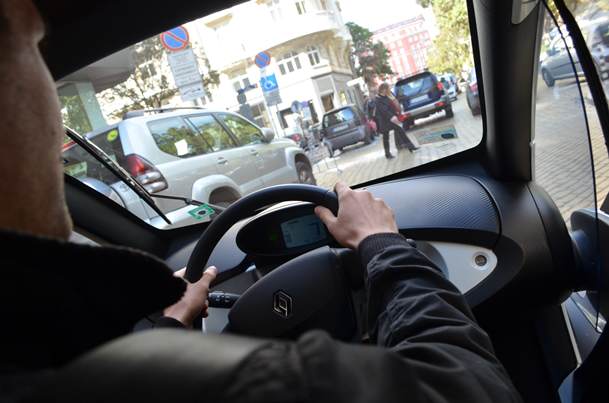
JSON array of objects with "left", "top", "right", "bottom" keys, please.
[
  {"left": 346, "top": 22, "right": 393, "bottom": 85},
  {"left": 101, "top": 37, "right": 220, "bottom": 120},
  {"left": 418, "top": 0, "right": 471, "bottom": 76},
  {"left": 60, "top": 95, "right": 93, "bottom": 134}
]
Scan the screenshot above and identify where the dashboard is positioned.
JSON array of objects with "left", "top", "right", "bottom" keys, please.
[{"left": 163, "top": 173, "right": 572, "bottom": 334}]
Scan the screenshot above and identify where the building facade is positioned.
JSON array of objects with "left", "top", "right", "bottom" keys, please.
[
  {"left": 372, "top": 15, "right": 433, "bottom": 79},
  {"left": 193, "top": 0, "right": 356, "bottom": 134}
]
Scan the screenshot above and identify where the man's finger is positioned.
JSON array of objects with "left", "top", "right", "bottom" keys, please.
[
  {"left": 173, "top": 267, "right": 186, "bottom": 278},
  {"left": 315, "top": 206, "right": 337, "bottom": 228},
  {"left": 200, "top": 266, "right": 218, "bottom": 287},
  {"left": 334, "top": 181, "right": 349, "bottom": 196}
]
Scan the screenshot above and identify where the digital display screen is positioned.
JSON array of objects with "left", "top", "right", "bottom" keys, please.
[{"left": 280, "top": 214, "right": 326, "bottom": 248}]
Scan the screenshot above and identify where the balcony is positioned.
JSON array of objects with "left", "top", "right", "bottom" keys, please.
[
  {"left": 255, "top": 11, "right": 346, "bottom": 52},
  {"left": 199, "top": 8, "right": 350, "bottom": 72}
]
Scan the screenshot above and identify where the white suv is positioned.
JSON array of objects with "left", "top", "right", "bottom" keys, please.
[{"left": 75, "top": 108, "right": 315, "bottom": 223}]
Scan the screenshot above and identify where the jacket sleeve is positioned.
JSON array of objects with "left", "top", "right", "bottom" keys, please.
[
  {"left": 225, "top": 234, "right": 523, "bottom": 403},
  {"left": 356, "top": 233, "right": 522, "bottom": 402}
]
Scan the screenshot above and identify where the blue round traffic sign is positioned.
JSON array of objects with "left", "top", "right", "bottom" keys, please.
[
  {"left": 254, "top": 51, "right": 271, "bottom": 68},
  {"left": 160, "top": 26, "right": 190, "bottom": 52}
]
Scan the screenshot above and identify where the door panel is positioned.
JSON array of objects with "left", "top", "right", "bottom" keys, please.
[
  {"left": 216, "top": 112, "right": 280, "bottom": 189},
  {"left": 187, "top": 114, "right": 263, "bottom": 194}
]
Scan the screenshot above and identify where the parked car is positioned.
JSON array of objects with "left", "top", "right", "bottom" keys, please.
[
  {"left": 320, "top": 104, "right": 372, "bottom": 157},
  {"left": 76, "top": 108, "right": 316, "bottom": 215},
  {"left": 540, "top": 36, "right": 584, "bottom": 87},
  {"left": 394, "top": 71, "right": 453, "bottom": 129},
  {"left": 586, "top": 19, "right": 609, "bottom": 80},
  {"left": 439, "top": 73, "right": 458, "bottom": 100},
  {"left": 466, "top": 67, "right": 481, "bottom": 116}
]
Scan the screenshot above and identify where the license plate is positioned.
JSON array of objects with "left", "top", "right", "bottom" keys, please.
[
  {"left": 411, "top": 94, "right": 429, "bottom": 103},
  {"left": 333, "top": 124, "right": 349, "bottom": 132}
]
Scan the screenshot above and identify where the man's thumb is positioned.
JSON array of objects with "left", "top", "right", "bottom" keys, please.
[{"left": 315, "top": 206, "right": 337, "bottom": 228}]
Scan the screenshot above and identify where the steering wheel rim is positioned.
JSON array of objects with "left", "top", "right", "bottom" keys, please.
[{"left": 184, "top": 184, "right": 339, "bottom": 283}]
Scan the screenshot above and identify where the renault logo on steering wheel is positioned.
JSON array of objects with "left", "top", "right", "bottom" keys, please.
[{"left": 273, "top": 290, "right": 293, "bottom": 319}]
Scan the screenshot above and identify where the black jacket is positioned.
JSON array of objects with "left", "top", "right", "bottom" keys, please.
[
  {"left": 0, "top": 230, "right": 522, "bottom": 403},
  {"left": 374, "top": 95, "right": 399, "bottom": 134}
]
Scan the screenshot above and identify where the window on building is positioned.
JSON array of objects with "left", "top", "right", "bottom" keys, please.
[
  {"left": 335, "top": 0, "right": 341, "bottom": 11},
  {"left": 295, "top": 0, "right": 307, "bottom": 15},
  {"left": 278, "top": 51, "right": 302, "bottom": 75},
  {"left": 307, "top": 46, "right": 321, "bottom": 66},
  {"left": 268, "top": 0, "right": 282, "bottom": 21},
  {"left": 148, "top": 117, "right": 211, "bottom": 158},
  {"left": 250, "top": 103, "right": 271, "bottom": 128},
  {"left": 319, "top": 0, "right": 327, "bottom": 10},
  {"left": 232, "top": 77, "right": 252, "bottom": 92}
]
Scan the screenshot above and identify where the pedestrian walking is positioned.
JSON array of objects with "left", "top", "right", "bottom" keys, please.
[
  {"left": 375, "top": 83, "right": 417, "bottom": 159},
  {"left": 387, "top": 91, "right": 417, "bottom": 151}
]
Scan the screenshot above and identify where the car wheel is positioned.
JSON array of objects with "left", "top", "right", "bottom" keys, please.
[
  {"left": 445, "top": 105, "right": 454, "bottom": 118},
  {"left": 296, "top": 161, "right": 316, "bottom": 185},
  {"left": 542, "top": 69, "right": 555, "bottom": 87}
]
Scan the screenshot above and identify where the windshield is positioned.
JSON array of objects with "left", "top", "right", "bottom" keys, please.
[
  {"left": 396, "top": 74, "right": 435, "bottom": 97},
  {"left": 60, "top": 0, "right": 484, "bottom": 229},
  {"left": 323, "top": 107, "right": 356, "bottom": 127}
]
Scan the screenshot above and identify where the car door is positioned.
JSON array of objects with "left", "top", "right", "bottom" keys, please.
[
  {"left": 217, "top": 112, "right": 288, "bottom": 187},
  {"left": 186, "top": 113, "right": 263, "bottom": 194},
  {"left": 534, "top": 4, "right": 609, "bottom": 399}
]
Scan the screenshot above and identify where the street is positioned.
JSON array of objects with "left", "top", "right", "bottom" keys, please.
[
  {"left": 313, "top": 94, "right": 483, "bottom": 188},
  {"left": 312, "top": 78, "right": 609, "bottom": 226}
]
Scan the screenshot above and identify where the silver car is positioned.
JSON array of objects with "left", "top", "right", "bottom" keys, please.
[{"left": 66, "top": 108, "right": 315, "bottom": 225}]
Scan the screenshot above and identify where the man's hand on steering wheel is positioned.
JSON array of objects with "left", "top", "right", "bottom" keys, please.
[
  {"left": 163, "top": 266, "right": 217, "bottom": 327},
  {"left": 314, "top": 182, "right": 398, "bottom": 249}
]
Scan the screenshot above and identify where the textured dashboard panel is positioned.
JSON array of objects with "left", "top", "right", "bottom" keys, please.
[{"left": 368, "top": 176, "right": 500, "bottom": 245}]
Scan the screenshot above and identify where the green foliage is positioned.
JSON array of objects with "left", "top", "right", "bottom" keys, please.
[
  {"left": 60, "top": 95, "right": 93, "bottom": 134},
  {"left": 418, "top": 0, "right": 472, "bottom": 76},
  {"left": 346, "top": 22, "right": 394, "bottom": 85},
  {"left": 102, "top": 37, "right": 220, "bottom": 120}
]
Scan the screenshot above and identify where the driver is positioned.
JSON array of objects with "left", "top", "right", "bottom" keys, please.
[{"left": 1, "top": 1, "right": 522, "bottom": 402}]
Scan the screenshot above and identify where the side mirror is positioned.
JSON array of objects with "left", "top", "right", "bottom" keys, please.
[{"left": 261, "top": 127, "right": 275, "bottom": 143}]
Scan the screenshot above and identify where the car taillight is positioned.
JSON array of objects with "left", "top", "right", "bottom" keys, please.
[
  {"left": 125, "top": 154, "right": 168, "bottom": 193},
  {"left": 470, "top": 82, "right": 478, "bottom": 93},
  {"left": 437, "top": 82, "right": 444, "bottom": 91}
]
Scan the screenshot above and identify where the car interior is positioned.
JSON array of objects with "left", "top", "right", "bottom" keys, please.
[{"left": 32, "top": 0, "right": 609, "bottom": 402}]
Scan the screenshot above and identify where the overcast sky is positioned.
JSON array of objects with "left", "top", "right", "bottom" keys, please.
[{"left": 340, "top": 0, "right": 425, "bottom": 31}]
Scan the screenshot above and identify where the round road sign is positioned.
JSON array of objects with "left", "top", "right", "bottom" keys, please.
[
  {"left": 254, "top": 51, "right": 272, "bottom": 68},
  {"left": 160, "top": 26, "right": 190, "bottom": 52}
]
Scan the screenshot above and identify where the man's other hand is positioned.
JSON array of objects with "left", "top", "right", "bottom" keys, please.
[
  {"left": 315, "top": 182, "right": 398, "bottom": 249},
  {"left": 163, "top": 266, "right": 217, "bottom": 328}
]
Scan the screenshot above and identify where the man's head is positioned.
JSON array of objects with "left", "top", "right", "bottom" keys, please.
[{"left": 0, "top": 0, "right": 72, "bottom": 240}]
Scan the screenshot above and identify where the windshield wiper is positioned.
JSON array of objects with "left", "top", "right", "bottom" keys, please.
[{"left": 64, "top": 127, "right": 171, "bottom": 225}]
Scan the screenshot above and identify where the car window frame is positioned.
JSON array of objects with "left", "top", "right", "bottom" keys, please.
[
  {"left": 184, "top": 113, "right": 238, "bottom": 153},
  {"left": 215, "top": 112, "right": 265, "bottom": 147}
]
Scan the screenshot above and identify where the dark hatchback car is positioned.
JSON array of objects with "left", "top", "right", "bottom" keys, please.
[
  {"left": 321, "top": 105, "right": 372, "bottom": 157},
  {"left": 394, "top": 71, "right": 453, "bottom": 129}
]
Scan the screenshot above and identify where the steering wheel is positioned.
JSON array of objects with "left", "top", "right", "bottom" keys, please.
[{"left": 184, "top": 184, "right": 363, "bottom": 341}]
